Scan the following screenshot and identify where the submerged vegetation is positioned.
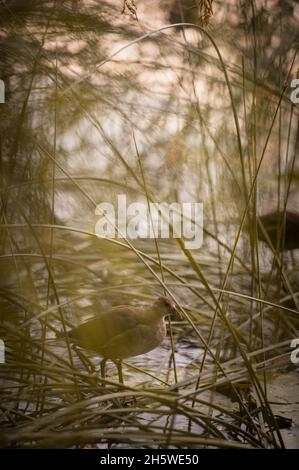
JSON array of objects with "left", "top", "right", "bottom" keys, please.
[{"left": 0, "top": 0, "right": 298, "bottom": 448}]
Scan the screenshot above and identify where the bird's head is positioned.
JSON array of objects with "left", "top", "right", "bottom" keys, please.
[{"left": 154, "top": 296, "right": 181, "bottom": 320}]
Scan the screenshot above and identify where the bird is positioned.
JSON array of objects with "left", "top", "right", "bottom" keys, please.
[
  {"left": 60, "top": 296, "right": 179, "bottom": 383},
  {"left": 258, "top": 211, "right": 299, "bottom": 251}
]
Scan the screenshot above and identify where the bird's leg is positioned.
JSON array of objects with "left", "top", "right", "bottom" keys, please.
[
  {"left": 113, "top": 361, "right": 136, "bottom": 407},
  {"left": 114, "top": 359, "right": 124, "bottom": 384},
  {"left": 100, "top": 358, "right": 107, "bottom": 382}
]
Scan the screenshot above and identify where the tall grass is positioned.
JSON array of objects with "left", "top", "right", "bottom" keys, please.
[{"left": 0, "top": 0, "right": 298, "bottom": 448}]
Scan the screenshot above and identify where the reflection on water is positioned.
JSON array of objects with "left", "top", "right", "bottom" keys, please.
[{"left": 1, "top": 0, "right": 299, "bottom": 449}]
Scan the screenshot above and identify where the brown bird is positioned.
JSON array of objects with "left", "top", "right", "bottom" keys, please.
[
  {"left": 63, "top": 296, "right": 179, "bottom": 383},
  {"left": 258, "top": 211, "right": 299, "bottom": 251}
]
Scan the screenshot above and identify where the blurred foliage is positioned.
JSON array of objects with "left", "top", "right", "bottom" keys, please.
[{"left": 0, "top": 0, "right": 299, "bottom": 449}]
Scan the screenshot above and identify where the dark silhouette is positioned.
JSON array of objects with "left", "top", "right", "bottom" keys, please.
[{"left": 258, "top": 211, "right": 299, "bottom": 251}]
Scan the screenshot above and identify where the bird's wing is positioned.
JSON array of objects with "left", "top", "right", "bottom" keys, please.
[
  {"left": 71, "top": 306, "right": 144, "bottom": 353},
  {"left": 97, "top": 322, "right": 156, "bottom": 359}
]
